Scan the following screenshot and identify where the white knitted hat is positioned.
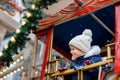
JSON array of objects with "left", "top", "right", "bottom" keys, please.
[{"left": 69, "top": 29, "right": 92, "bottom": 52}]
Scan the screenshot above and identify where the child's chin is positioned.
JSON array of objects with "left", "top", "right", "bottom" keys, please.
[{"left": 72, "top": 56, "right": 76, "bottom": 60}]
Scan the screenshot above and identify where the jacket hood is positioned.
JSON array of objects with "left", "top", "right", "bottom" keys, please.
[{"left": 84, "top": 45, "right": 101, "bottom": 58}]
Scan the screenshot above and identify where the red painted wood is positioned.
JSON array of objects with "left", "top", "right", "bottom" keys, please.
[
  {"left": 37, "top": 0, "right": 120, "bottom": 31},
  {"left": 39, "top": 28, "right": 53, "bottom": 80},
  {"left": 114, "top": 2, "right": 120, "bottom": 74}
]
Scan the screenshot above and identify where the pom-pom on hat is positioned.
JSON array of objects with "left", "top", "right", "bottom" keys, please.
[{"left": 69, "top": 29, "right": 92, "bottom": 52}]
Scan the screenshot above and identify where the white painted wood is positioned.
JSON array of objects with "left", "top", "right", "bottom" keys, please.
[
  {"left": 0, "top": 26, "right": 7, "bottom": 45},
  {"left": 0, "top": 10, "right": 20, "bottom": 31},
  {"left": 42, "top": 0, "right": 74, "bottom": 15}
]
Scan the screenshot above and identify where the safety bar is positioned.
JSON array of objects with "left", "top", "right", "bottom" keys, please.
[{"left": 51, "top": 59, "right": 113, "bottom": 80}]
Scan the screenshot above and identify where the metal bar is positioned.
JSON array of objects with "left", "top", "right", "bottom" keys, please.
[
  {"left": 90, "top": 13, "right": 114, "bottom": 37},
  {"left": 51, "top": 59, "right": 113, "bottom": 77}
]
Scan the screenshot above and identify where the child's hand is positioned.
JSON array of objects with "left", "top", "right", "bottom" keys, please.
[
  {"left": 84, "top": 60, "right": 94, "bottom": 65},
  {"left": 58, "top": 67, "right": 67, "bottom": 71}
]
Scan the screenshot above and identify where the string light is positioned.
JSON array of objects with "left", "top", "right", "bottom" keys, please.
[
  {"left": 10, "top": 72, "right": 13, "bottom": 75},
  {"left": 3, "top": 76, "right": 6, "bottom": 79},
  {"left": 4, "top": 45, "right": 8, "bottom": 49},
  {"left": 3, "top": 69, "right": 6, "bottom": 72},
  {"left": 26, "top": 12, "right": 32, "bottom": 17},
  {"left": 0, "top": 52, "right": 2, "bottom": 56},
  {"left": 13, "top": 62, "right": 16, "bottom": 64},
  {"left": 20, "top": 56, "right": 24, "bottom": 59},
  {"left": 31, "top": 4, "right": 36, "bottom": 9},
  {"left": 17, "top": 68, "right": 20, "bottom": 71},
  {"left": 0, "top": 0, "right": 58, "bottom": 67},
  {"left": 16, "top": 59, "right": 20, "bottom": 62},
  {"left": 22, "top": 20, "right": 26, "bottom": 25},
  {"left": 7, "top": 74, "right": 10, "bottom": 77},
  {"left": 0, "top": 72, "right": 3, "bottom": 74},
  {"left": 16, "top": 29, "right": 21, "bottom": 34},
  {"left": 14, "top": 70, "right": 17, "bottom": 73},
  {"left": 21, "top": 66, "right": 23, "bottom": 69}
]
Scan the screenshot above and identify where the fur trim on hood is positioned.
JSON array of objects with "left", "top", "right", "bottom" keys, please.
[{"left": 84, "top": 45, "right": 101, "bottom": 58}]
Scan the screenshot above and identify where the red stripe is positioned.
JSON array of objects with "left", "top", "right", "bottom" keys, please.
[{"left": 114, "top": 2, "right": 120, "bottom": 74}]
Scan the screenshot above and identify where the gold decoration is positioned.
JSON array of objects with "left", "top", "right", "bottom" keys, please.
[{"left": 11, "top": 37, "right": 16, "bottom": 43}]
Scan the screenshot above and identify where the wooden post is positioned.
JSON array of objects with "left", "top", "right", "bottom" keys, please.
[
  {"left": 46, "top": 28, "right": 54, "bottom": 80},
  {"left": 32, "top": 36, "right": 38, "bottom": 68},
  {"left": 115, "top": 2, "right": 120, "bottom": 74},
  {"left": 39, "top": 27, "right": 54, "bottom": 80},
  {"left": 62, "top": 75, "right": 65, "bottom": 80},
  {"left": 78, "top": 70, "right": 83, "bottom": 80}
]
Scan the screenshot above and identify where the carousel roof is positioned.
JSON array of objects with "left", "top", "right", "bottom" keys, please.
[{"left": 37, "top": 0, "right": 120, "bottom": 57}]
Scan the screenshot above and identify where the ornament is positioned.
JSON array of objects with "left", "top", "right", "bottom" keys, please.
[
  {"left": 11, "top": 37, "right": 16, "bottom": 43},
  {"left": 16, "top": 29, "right": 21, "bottom": 34}
]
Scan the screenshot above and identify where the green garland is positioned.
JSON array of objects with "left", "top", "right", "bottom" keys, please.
[{"left": 0, "top": 0, "right": 58, "bottom": 67}]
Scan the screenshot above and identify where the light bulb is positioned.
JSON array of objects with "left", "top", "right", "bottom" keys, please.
[
  {"left": 31, "top": 4, "right": 36, "bottom": 9},
  {"left": 16, "top": 29, "right": 21, "bottom": 34},
  {"left": 20, "top": 56, "right": 23, "bottom": 59},
  {"left": 22, "top": 20, "right": 26, "bottom": 25},
  {"left": 26, "top": 12, "right": 31, "bottom": 17},
  {"left": 4, "top": 45, "right": 8, "bottom": 49},
  {"left": 16, "top": 59, "right": 20, "bottom": 62},
  {"left": 0, "top": 52, "right": 2, "bottom": 56}
]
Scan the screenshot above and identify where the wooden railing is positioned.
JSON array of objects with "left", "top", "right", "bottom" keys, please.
[
  {"left": 45, "top": 43, "right": 115, "bottom": 80},
  {"left": 51, "top": 59, "right": 113, "bottom": 80}
]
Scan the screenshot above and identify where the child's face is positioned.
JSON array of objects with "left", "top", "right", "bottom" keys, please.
[{"left": 70, "top": 45, "right": 85, "bottom": 59}]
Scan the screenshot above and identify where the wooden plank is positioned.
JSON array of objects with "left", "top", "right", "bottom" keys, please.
[{"left": 51, "top": 59, "right": 113, "bottom": 77}]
